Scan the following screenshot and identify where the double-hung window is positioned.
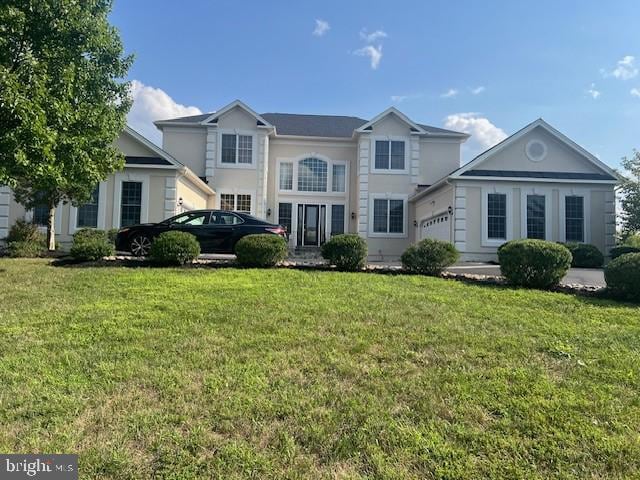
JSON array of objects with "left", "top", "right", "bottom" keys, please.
[
  {"left": 279, "top": 162, "right": 293, "bottom": 190},
  {"left": 374, "top": 140, "right": 405, "bottom": 170},
  {"left": 331, "top": 204, "right": 345, "bottom": 236},
  {"left": 32, "top": 204, "right": 49, "bottom": 226},
  {"left": 526, "top": 195, "right": 546, "bottom": 239},
  {"left": 278, "top": 203, "right": 292, "bottom": 234},
  {"left": 77, "top": 185, "right": 100, "bottom": 228},
  {"left": 487, "top": 193, "right": 507, "bottom": 240},
  {"left": 120, "top": 181, "right": 142, "bottom": 227},
  {"left": 372, "top": 198, "right": 404, "bottom": 234},
  {"left": 298, "top": 157, "right": 327, "bottom": 192},
  {"left": 332, "top": 164, "right": 346, "bottom": 193},
  {"left": 221, "top": 193, "right": 252, "bottom": 214},
  {"left": 565, "top": 196, "right": 584, "bottom": 242},
  {"left": 221, "top": 133, "right": 253, "bottom": 165}
]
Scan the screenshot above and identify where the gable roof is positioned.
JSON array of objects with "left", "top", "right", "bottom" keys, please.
[
  {"left": 200, "top": 100, "right": 273, "bottom": 128},
  {"left": 450, "top": 118, "right": 620, "bottom": 181},
  {"left": 155, "top": 104, "right": 466, "bottom": 139}
]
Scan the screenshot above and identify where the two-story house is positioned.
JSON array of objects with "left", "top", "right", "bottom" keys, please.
[{"left": 1, "top": 99, "right": 618, "bottom": 261}]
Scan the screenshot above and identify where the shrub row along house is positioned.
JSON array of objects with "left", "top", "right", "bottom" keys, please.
[{"left": 0, "top": 100, "right": 619, "bottom": 261}]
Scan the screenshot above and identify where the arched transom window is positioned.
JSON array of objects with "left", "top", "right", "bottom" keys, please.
[{"left": 298, "top": 157, "right": 328, "bottom": 192}]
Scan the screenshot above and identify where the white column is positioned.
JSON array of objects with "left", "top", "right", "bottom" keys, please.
[
  {"left": 357, "top": 135, "right": 370, "bottom": 237},
  {"left": 205, "top": 126, "right": 217, "bottom": 181},
  {"left": 454, "top": 186, "right": 467, "bottom": 252},
  {"left": 604, "top": 189, "right": 616, "bottom": 255},
  {"left": 255, "top": 133, "right": 269, "bottom": 218},
  {"left": 410, "top": 137, "right": 420, "bottom": 184},
  {"left": 164, "top": 177, "right": 177, "bottom": 218},
  {"left": 0, "top": 186, "right": 10, "bottom": 239}
]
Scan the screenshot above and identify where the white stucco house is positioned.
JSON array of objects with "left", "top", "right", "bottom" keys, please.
[{"left": 0, "top": 99, "right": 618, "bottom": 261}]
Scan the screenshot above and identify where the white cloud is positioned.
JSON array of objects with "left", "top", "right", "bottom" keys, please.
[
  {"left": 587, "top": 83, "right": 601, "bottom": 99},
  {"left": 360, "top": 29, "right": 387, "bottom": 43},
  {"left": 444, "top": 113, "right": 507, "bottom": 152},
  {"left": 603, "top": 55, "right": 638, "bottom": 80},
  {"left": 390, "top": 93, "right": 422, "bottom": 103},
  {"left": 631, "top": 88, "right": 640, "bottom": 98},
  {"left": 313, "top": 19, "right": 330, "bottom": 37},
  {"left": 127, "top": 80, "right": 202, "bottom": 145},
  {"left": 470, "top": 86, "right": 485, "bottom": 95},
  {"left": 441, "top": 88, "right": 459, "bottom": 98},
  {"left": 354, "top": 45, "right": 383, "bottom": 70}
]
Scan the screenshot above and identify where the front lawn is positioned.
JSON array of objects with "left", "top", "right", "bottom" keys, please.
[{"left": 0, "top": 259, "right": 638, "bottom": 479}]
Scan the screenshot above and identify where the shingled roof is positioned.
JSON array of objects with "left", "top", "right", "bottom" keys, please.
[{"left": 155, "top": 111, "right": 465, "bottom": 138}]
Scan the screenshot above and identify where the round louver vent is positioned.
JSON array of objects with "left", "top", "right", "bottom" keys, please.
[{"left": 526, "top": 140, "right": 547, "bottom": 162}]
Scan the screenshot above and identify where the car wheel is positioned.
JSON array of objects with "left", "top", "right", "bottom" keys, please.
[{"left": 130, "top": 234, "right": 152, "bottom": 256}]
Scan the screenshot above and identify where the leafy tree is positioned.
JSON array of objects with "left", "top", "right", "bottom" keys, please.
[
  {"left": 619, "top": 150, "right": 640, "bottom": 240},
  {"left": 0, "top": 0, "right": 132, "bottom": 249}
]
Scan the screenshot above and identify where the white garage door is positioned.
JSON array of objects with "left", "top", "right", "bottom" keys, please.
[{"left": 420, "top": 214, "right": 451, "bottom": 241}]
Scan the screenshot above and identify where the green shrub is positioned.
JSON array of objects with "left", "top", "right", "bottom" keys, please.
[
  {"left": 149, "top": 231, "right": 200, "bottom": 266},
  {"left": 7, "top": 241, "right": 44, "bottom": 258},
  {"left": 624, "top": 234, "right": 640, "bottom": 248},
  {"left": 561, "top": 242, "right": 604, "bottom": 268},
  {"left": 498, "top": 239, "right": 572, "bottom": 289},
  {"left": 70, "top": 238, "right": 115, "bottom": 261},
  {"left": 234, "top": 234, "right": 287, "bottom": 268},
  {"left": 106, "top": 228, "right": 119, "bottom": 244},
  {"left": 321, "top": 234, "right": 368, "bottom": 271},
  {"left": 401, "top": 238, "right": 459, "bottom": 276},
  {"left": 73, "top": 228, "right": 108, "bottom": 243},
  {"left": 605, "top": 253, "right": 640, "bottom": 301},
  {"left": 610, "top": 245, "right": 640, "bottom": 259},
  {"left": 7, "top": 219, "right": 45, "bottom": 245}
]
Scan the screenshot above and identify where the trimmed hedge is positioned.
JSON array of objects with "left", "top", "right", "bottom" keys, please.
[
  {"left": 498, "top": 239, "right": 572, "bottom": 289},
  {"left": 401, "top": 238, "right": 459, "bottom": 276},
  {"left": 321, "top": 234, "right": 368, "bottom": 271},
  {"left": 73, "top": 228, "right": 109, "bottom": 243},
  {"left": 149, "top": 231, "right": 200, "bottom": 266},
  {"left": 7, "top": 241, "right": 44, "bottom": 258},
  {"left": 624, "top": 234, "right": 640, "bottom": 248},
  {"left": 605, "top": 253, "right": 640, "bottom": 301},
  {"left": 561, "top": 242, "right": 604, "bottom": 268},
  {"left": 235, "top": 234, "right": 288, "bottom": 268},
  {"left": 610, "top": 245, "right": 640, "bottom": 260},
  {"left": 70, "top": 238, "right": 115, "bottom": 261}
]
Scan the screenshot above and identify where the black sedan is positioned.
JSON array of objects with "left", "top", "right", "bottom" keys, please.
[{"left": 115, "top": 210, "right": 287, "bottom": 256}]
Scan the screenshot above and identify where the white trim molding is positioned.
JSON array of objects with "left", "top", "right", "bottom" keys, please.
[
  {"left": 164, "top": 177, "right": 178, "bottom": 220},
  {"left": 520, "top": 187, "right": 553, "bottom": 241},
  {"left": 112, "top": 172, "right": 150, "bottom": 228},
  {"left": 367, "top": 193, "right": 409, "bottom": 238},
  {"left": 358, "top": 136, "right": 370, "bottom": 238},
  {"left": 369, "top": 135, "right": 411, "bottom": 175},
  {"left": 559, "top": 188, "right": 591, "bottom": 243},
  {"left": 68, "top": 181, "right": 108, "bottom": 234},
  {"left": 481, "top": 186, "right": 513, "bottom": 247}
]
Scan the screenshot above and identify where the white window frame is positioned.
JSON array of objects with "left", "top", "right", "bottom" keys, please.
[
  {"left": 276, "top": 200, "right": 349, "bottom": 247},
  {"left": 559, "top": 188, "right": 591, "bottom": 243},
  {"left": 216, "top": 189, "right": 256, "bottom": 215},
  {"left": 217, "top": 129, "right": 257, "bottom": 169},
  {"left": 520, "top": 187, "right": 552, "bottom": 241},
  {"left": 329, "top": 203, "right": 347, "bottom": 236},
  {"left": 112, "top": 173, "right": 149, "bottom": 228},
  {"left": 69, "top": 181, "right": 107, "bottom": 234},
  {"left": 278, "top": 161, "right": 294, "bottom": 192},
  {"left": 368, "top": 193, "right": 408, "bottom": 238},
  {"left": 276, "top": 155, "right": 348, "bottom": 197},
  {"left": 370, "top": 136, "right": 410, "bottom": 175},
  {"left": 481, "top": 186, "right": 513, "bottom": 247}
]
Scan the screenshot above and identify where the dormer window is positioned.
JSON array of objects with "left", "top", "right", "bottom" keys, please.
[
  {"left": 374, "top": 140, "right": 405, "bottom": 170},
  {"left": 221, "top": 133, "right": 253, "bottom": 165}
]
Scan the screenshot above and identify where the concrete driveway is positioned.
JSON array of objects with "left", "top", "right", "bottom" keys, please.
[{"left": 446, "top": 263, "right": 606, "bottom": 287}]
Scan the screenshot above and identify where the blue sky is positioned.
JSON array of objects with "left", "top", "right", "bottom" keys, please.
[{"left": 112, "top": 0, "right": 640, "bottom": 167}]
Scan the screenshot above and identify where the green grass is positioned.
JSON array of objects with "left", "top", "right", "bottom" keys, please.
[{"left": 0, "top": 259, "right": 639, "bottom": 479}]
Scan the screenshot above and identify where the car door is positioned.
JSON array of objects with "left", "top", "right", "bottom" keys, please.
[
  {"left": 208, "top": 212, "right": 243, "bottom": 252},
  {"left": 168, "top": 212, "right": 213, "bottom": 250}
]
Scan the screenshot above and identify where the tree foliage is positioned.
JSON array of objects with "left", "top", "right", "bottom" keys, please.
[
  {"left": 619, "top": 150, "right": 640, "bottom": 239},
  {"left": 0, "top": 0, "right": 132, "bottom": 249}
]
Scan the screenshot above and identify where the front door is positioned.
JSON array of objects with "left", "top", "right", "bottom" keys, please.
[{"left": 297, "top": 204, "right": 326, "bottom": 246}]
